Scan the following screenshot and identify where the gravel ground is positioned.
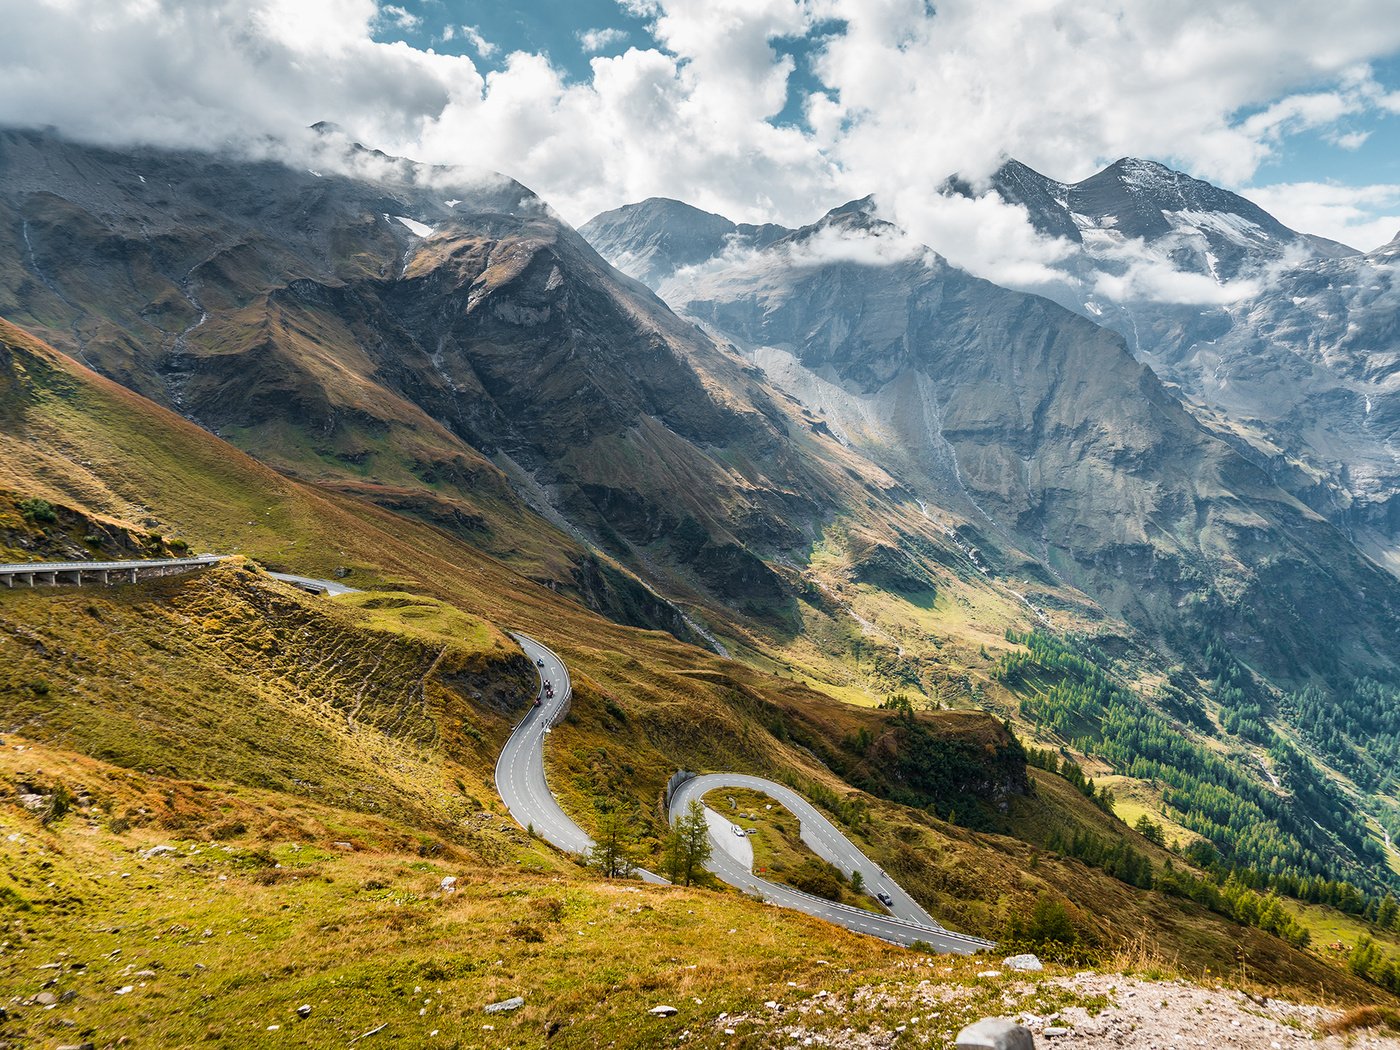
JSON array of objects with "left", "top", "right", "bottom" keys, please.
[
  {"left": 711, "top": 971, "right": 1400, "bottom": 1049},
  {"left": 1021, "top": 974, "right": 1400, "bottom": 1049}
]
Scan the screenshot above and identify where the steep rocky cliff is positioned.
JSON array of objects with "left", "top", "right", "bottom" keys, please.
[
  {"left": 588, "top": 196, "right": 1400, "bottom": 682},
  {"left": 944, "top": 158, "right": 1400, "bottom": 575},
  {"left": 0, "top": 128, "right": 898, "bottom": 629}
]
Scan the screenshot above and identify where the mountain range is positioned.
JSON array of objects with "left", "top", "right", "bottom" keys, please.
[
  {"left": 0, "top": 125, "right": 908, "bottom": 643},
  {"left": 5, "top": 125, "right": 1400, "bottom": 1004},
  {"left": 936, "top": 157, "right": 1400, "bottom": 577},
  {"left": 581, "top": 186, "right": 1400, "bottom": 686}
]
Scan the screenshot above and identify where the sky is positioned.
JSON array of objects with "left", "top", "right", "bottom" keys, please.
[{"left": 4, "top": 0, "right": 1400, "bottom": 286}]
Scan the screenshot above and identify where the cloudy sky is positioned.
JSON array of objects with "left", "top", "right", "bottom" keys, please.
[{"left": 5, "top": 0, "right": 1400, "bottom": 277}]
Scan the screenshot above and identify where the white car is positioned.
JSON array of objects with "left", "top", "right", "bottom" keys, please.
[{"left": 732, "top": 825, "right": 746, "bottom": 837}]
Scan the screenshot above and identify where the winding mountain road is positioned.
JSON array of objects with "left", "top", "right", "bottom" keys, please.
[
  {"left": 495, "top": 634, "right": 992, "bottom": 952},
  {"left": 265, "top": 571, "right": 360, "bottom": 596},
  {"left": 494, "top": 633, "right": 669, "bottom": 883},
  {"left": 669, "top": 772, "right": 943, "bottom": 929},
  {"left": 494, "top": 633, "right": 594, "bottom": 856},
  {"left": 8, "top": 557, "right": 987, "bottom": 949},
  {"left": 668, "top": 773, "right": 992, "bottom": 952}
]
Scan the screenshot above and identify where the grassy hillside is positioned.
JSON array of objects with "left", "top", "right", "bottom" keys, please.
[
  {"left": 0, "top": 740, "right": 912, "bottom": 1050},
  {"left": 0, "top": 315, "right": 698, "bottom": 638},
  {"left": 0, "top": 563, "right": 1386, "bottom": 1007},
  {"left": 27, "top": 736, "right": 1383, "bottom": 1050},
  {"left": 0, "top": 316, "right": 1395, "bottom": 1018},
  {"left": 0, "top": 564, "right": 529, "bottom": 831}
]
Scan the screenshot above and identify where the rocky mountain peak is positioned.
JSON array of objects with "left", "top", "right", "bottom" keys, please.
[
  {"left": 609, "top": 196, "right": 736, "bottom": 236},
  {"left": 1370, "top": 229, "right": 1400, "bottom": 258},
  {"left": 1102, "top": 155, "right": 1183, "bottom": 192},
  {"left": 823, "top": 194, "right": 878, "bottom": 220},
  {"left": 581, "top": 197, "right": 791, "bottom": 288},
  {"left": 955, "top": 154, "right": 1307, "bottom": 260},
  {"left": 1076, "top": 157, "right": 1291, "bottom": 244},
  {"left": 579, "top": 198, "right": 737, "bottom": 286}
]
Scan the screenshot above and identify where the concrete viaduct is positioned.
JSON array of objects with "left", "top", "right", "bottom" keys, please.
[
  {"left": 0, "top": 556, "right": 357, "bottom": 596},
  {"left": 0, "top": 555, "right": 222, "bottom": 589}
]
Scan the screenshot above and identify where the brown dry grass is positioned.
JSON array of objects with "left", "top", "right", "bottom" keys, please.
[
  {"left": 0, "top": 317, "right": 1394, "bottom": 1013},
  {"left": 1320, "top": 1005, "right": 1400, "bottom": 1035}
]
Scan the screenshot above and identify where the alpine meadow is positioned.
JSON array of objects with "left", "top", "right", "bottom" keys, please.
[{"left": 4, "top": 3, "right": 1400, "bottom": 1048}]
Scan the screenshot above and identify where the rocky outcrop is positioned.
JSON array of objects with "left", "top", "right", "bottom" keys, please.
[
  {"left": 945, "top": 157, "right": 1400, "bottom": 575},
  {"left": 588, "top": 197, "right": 1400, "bottom": 684},
  {"left": 0, "top": 128, "right": 867, "bottom": 627}
]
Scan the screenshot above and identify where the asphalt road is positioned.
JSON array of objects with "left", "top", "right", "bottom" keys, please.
[
  {"left": 486, "top": 636, "right": 660, "bottom": 886},
  {"left": 266, "top": 571, "right": 361, "bottom": 596},
  {"left": 705, "top": 807, "right": 754, "bottom": 867},
  {"left": 668, "top": 773, "right": 995, "bottom": 952},
  {"left": 673, "top": 772, "right": 943, "bottom": 928},
  {"left": 493, "top": 639, "right": 991, "bottom": 950},
  {"left": 494, "top": 633, "right": 597, "bottom": 856}
]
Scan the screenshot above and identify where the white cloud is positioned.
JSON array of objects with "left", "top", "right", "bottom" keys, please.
[
  {"left": 658, "top": 216, "right": 934, "bottom": 308},
  {"left": 876, "top": 190, "right": 1078, "bottom": 292},
  {"left": 1086, "top": 239, "right": 1267, "bottom": 306},
  {"left": 1239, "top": 91, "right": 1357, "bottom": 144},
  {"left": 3, "top": 0, "right": 1400, "bottom": 280},
  {"left": 867, "top": 189, "right": 1279, "bottom": 307},
  {"left": 457, "top": 24, "right": 498, "bottom": 58},
  {"left": 253, "top": 0, "right": 381, "bottom": 53},
  {"left": 1328, "top": 129, "right": 1372, "bottom": 150},
  {"left": 1241, "top": 182, "right": 1400, "bottom": 253},
  {"left": 378, "top": 4, "right": 419, "bottom": 31},
  {"left": 578, "top": 27, "right": 628, "bottom": 53},
  {"left": 809, "top": 1, "right": 1400, "bottom": 193},
  {"left": 785, "top": 219, "right": 932, "bottom": 269}
]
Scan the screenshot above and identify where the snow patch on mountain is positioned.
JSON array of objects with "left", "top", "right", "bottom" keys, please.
[
  {"left": 394, "top": 215, "right": 435, "bottom": 238},
  {"left": 1166, "top": 208, "right": 1265, "bottom": 243}
]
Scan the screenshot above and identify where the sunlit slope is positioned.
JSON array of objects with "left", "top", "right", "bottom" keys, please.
[{"left": 0, "top": 128, "right": 1110, "bottom": 694}]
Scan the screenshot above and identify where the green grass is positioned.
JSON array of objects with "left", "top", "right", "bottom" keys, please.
[
  {"left": 0, "top": 739, "right": 1186, "bottom": 1050},
  {"left": 0, "top": 564, "right": 530, "bottom": 831},
  {"left": 1282, "top": 898, "right": 1400, "bottom": 960},
  {"left": 704, "top": 787, "right": 881, "bottom": 912},
  {"left": 1102, "top": 776, "right": 1207, "bottom": 852},
  {"left": 0, "top": 739, "right": 1011, "bottom": 1050},
  {"left": 0, "top": 317, "right": 1394, "bottom": 1015},
  {"left": 338, "top": 589, "right": 503, "bottom": 653}
]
